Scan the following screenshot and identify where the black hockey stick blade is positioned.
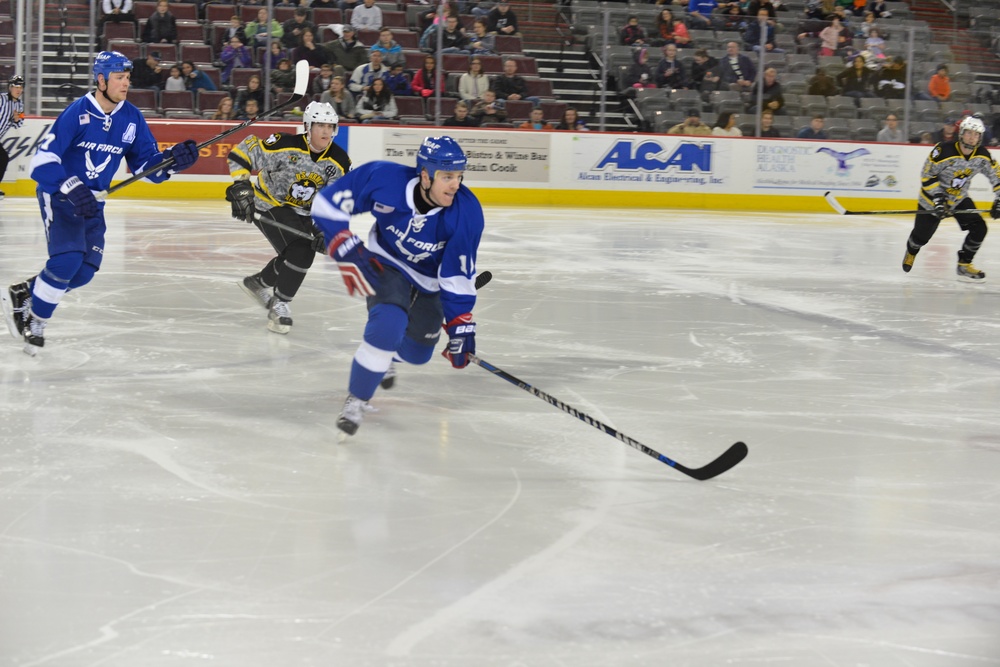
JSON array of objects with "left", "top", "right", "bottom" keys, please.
[
  {"left": 824, "top": 191, "right": 991, "bottom": 216},
  {"left": 99, "top": 60, "right": 310, "bottom": 200},
  {"left": 475, "top": 270, "right": 492, "bottom": 290},
  {"left": 468, "top": 354, "right": 748, "bottom": 481}
]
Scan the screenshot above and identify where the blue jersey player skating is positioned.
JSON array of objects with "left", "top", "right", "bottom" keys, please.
[
  {"left": 0, "top": 51, "right": 200, "bottom": 356},
  {"left": 311, "top": 135, "right": 485, "bottom": 435}
]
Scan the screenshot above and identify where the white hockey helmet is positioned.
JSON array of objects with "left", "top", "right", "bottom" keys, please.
[
  {"left": 303, "top": 101, "right": 339, "bottom": 136},
  {"left": 958, "top": 115, "right": 985, "bottom": 139}
]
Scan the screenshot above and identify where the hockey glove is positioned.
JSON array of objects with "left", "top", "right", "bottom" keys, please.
[
  {"left": 329, "top": 229, "right": 383, "bottom": 297},
  {"left": 442, "top": 313, "right": 476, "bottom": 369},
  {"left": 310, "top": 228, "right": 327, "bottom": 254},
  {"left": 166, "top": 139, "right": 200, "bottom": 172},
  {"left": 59, "top": 176, "right": 99, "bottom": 219},
  {"left": 225, "top": 180, "right": 255, "bottom": 221},
  {"left": 992, "top": 196, "right": 1000, "bottom": 220},
  {"left": 932, "top": 193, "right": 949, "bottom": 219}
]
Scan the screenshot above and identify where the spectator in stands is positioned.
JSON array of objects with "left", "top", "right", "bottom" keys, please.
[
  {"left": 747, "top": 0, "right": 778, "bottom": 18},
  {"left": 718, "top": 3, "right": 748, "bottom": 32},
  {"left": 459, "top": 57, "right": 491, "bottom": 102},
  {"left": 313, "top": 63, "right": 335, "bottom": 95},
  {"left": 349, "top": 49, "right": 387, "bottom": 97},
  {"left": 690, "top": 48, "right": 719, "bottom": 91},
  {"left": 743, "top": 10, "right": 783, "bottom": 53},
  {"left": 294, "top": 29, "right": 328, "bottom": 71},
  {"left": 655, "top": 43, "right": 688, "bottom": 89},
  {"left": 624, "top": 47, "right": 657, "bottom": 92},
  {"left": 130, "top": 52, "right": 164, "bottom": 92},
  {"left": 212, "top": 96, "right": 236, "bottom": 120},
  {"left": 100, "top": 0, "right": 138, "bottom": 38},
  {"left": 749, "top": 66, "right": 784, "bottom": 114},
  {"left": 487, "top": 1, "right": 519, "bottom": 36},
  {"left": 796, "top": 114, "right": 829, "bottom": 139},
  {"left": 876, "top": 113, "right": 905, "bottom": 142},
  {"left": 758, "top": 109, "right": 781, "bottom": 136},
  {"left": 182, "top": 60, "right": 217, "bottom": 93},
  {"left": 444, "top": 100, "right": 480, "bottom": 127},
  {"left": 325, "top": 26, "right": 368, "bottom": 79},
  {"left": 918, "top": 131, "right": 934, "bottom": 144},
  {"left": 411, "top": 54, "right": 446, "bottom": 99},
  {"left": 265, "top": 41, "right": 288, "bottom": 71},
  {"left": 142, "top": 0, "right": 177, "bottom": 45},
  {"left": 469, "top": 19, "right": 498, "bottom": 55},
  {"left": 471, "top": 89, "right": 508, "bottom": 124},
  {"left": 281, "top": 8, "right": 315, "bottom": 49},
  {"left": 492, "top": 57, "right": 539, "bottom": 105},
  {"left": 555, "top": 107, "right": 589, "bottom": 131},
  {"left": 687, "top": 0, "right": 720, "bottom": 30},
  {"left": 320, "top": 75, "right": 357, "bottom": 121},
  {"left": 876, "top": 55, "right": 906, "bottom": 99},
  {"left": 804, "top": 0, "right": 833, "bottom": 20},
  {"left": 351, "top": 0, "right": 382, "bottom": 32},
  {"left": 356, "top": 77, "right": 398, "bottom": 123},
  {"left": 836, "top": 55, "right": 875, "bottom": 104},
  {"left": 371, "top": 28, "right": 406, "bottom": 69},
  {"left": 271, "top": 58, "right": 298, "bottom": 93},
  {"left": 338, "top": 0, "right": 361, "bottom": 16},
  {"left": 708, "top": 41, "right": 755, "bottom": 93},
  {"left": 712, "top": 111, "right": 743, "bottom": 136},
  {"left": 932, "top": 115, "right": 958, "bottom": 144},
  {"left": 469, "top": 1, "right": 497, "bottom": 20},
  {"left": 519, "top": 107, "right": 554, "bottom": 130},
  {"left": 246, "top": 8, "right": 284, "bottom": 48},
  {"left": 221, "top": 15, "right": 246, "bottom": 51},
  {"left": 620, "top": 15, "right": 648, "bottom": 46},
  {"left": 856, "top": 10, "right": 878, "bottom": 38},
  {"left": 383, "top": 63, "right": 412, "bottom": 97},
  {"left": 236, "top": 97, "right": 261, "bottom": 121},
  {"left": 819, "top": 16, "right": 848, "bottom": 56},
  {"left": 928, "top": 64, "right": 951, "bottom": 102},
  {"left": 868, "top": 0, "right": 892, "bottom": 18},
  {"left": 651, "top": 8, "right": 690, "bottom": 48},
  {"left": 440, "top": 15, "right": 472, "bottom": 54},
  {"left": 807, "top": 66, "right": 839, "bottom": 96},
  {"left": 235, "top": 74, "right": 266, "bottom": 113},
  {"left": 418, "top": 1, "right": 458, "bottom": 35},
  {"left": 864, "top": 27, "right": 886, "bottom": 60},
  {"left": 667, "top": 108, "right": 712, "bottom": 135},
  {"left": 312, "top": 0, "right": 338, "bottom": 9},
  {"left": 165, "top": 64, "right": 186, "bottom": 91},
  {"left": 220, "top": 35, "right": 253, "bottom": 86}
]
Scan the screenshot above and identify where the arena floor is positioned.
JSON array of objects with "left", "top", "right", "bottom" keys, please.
[{"left": 1, "top": 198, "right": 998, "bottom": 666}]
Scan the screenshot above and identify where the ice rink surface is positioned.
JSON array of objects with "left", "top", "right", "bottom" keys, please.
[{"left": 1, "top": 198, "right": 999, "bottom": 666}]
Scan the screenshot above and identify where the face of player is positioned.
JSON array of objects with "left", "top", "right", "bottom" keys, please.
[
  {"left": 308, "top": 122, "right": 334, "bottom": 151},
  {"left": 960, "top": 129, "right": 981, "bottom": 151},
  {"left": 100, "top": 71, "right": 131, "bottom": 105},
  {"left": 422, "top": 169, "right": 463, "bottom": 208}
]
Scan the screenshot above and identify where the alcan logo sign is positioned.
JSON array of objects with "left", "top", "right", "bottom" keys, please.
[{"left": 580, "top": 139, "right": 724, "bottom": 186}]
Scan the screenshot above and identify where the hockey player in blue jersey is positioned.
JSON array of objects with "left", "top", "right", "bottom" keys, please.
[
  {"left": 0, "top": 51, "right": 200, "bottom": 355},
  {"left": 311, "top": 135, "right": 485, "bottom": 435}
]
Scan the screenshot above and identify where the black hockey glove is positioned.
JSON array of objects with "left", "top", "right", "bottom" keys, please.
[
  {"left": 992, "top": 196, "right": 1000, "bottom": 220},
  {"left": 310, "top": 228, "right": 327, "bottom": 254},
  {"left": 225, "top": 180, "right": 255, "bottom": 222},
  {"left": 932, "top": 193, "right": 949, "bottom": 219}
]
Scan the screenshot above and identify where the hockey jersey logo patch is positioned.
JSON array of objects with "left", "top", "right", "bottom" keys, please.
[
  {"left": 288, "top": 173, "right": 322, "bottom": 207},
  {"left": 122, "top": 123, "right": 136, "bottom": 144},
  {"left": 84, "top": 151, "right": 113, "bottom": 180}
]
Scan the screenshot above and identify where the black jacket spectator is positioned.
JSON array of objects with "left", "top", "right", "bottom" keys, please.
[
  {"left": 487, "top": 3, "right": 518, "bottom": 35},
  {"left": 142, "top": 4, "right": 177, "bottom": 43}
]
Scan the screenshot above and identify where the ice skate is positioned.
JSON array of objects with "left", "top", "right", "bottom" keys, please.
[
  {"left": 902, "top": 246, "right": 919, "bottom": 273},
  {"left": 266, "top": 297, "right": 293, "bottom": 334},
  {"left": 337, "top": 393, "right": 370, "bottom": 435},
  {"left": 957, "top": 262, "right": 986, "bottom": 282},
  {"left": 239, "top": 274, "right": 272, "bottom": 309},
  {"left": 1, "top": 280, "right": 32, "bottom": 339},
  {"left": 380, "top": 362, "right": 397, "bottom": 390},
  {"left": 20, "top": 309, "right": 46, "bottom": 356}
]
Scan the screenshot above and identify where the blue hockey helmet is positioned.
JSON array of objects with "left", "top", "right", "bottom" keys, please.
[
  {"left": 416, "top": 136, "right": 467, "bottom": 179},
  {"left": 93, "top": 51, "right": 133, "bottom": 84}
]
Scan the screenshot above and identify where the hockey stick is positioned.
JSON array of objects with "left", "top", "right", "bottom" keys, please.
[
  {"left": 96, "top": 60, "right": 311, "bottom": 201},
  {"left": 824, "top": 191, "right": 992, "bottom": 216},
  {"left": 468, "top": 354, "right": 748, "bottom": 480}
]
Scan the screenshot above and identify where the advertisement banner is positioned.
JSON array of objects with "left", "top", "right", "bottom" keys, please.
[{"left": 751, "top": 141, "right": 906, "bottom": 193}]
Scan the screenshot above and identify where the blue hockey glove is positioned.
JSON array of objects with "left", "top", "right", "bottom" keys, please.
[
  {"left": 932, "top": 193, "right": 948, "bottom": 219},
  {"left": 225, "top": 180, "right": 255, "bottom": 221},
  {"left": 329, "top": 229, "right": 383, "bottom": 297},
  {"left": 167, "top": 139, "right": 200, "bottom": 172},
  {"left": 58, "top": 176, "right": 98, "bottom": 218},
  {"left": 992, "top": 196, "right": 1000, "bottom": 220},
  {"left": 442, "top": 313, "right": 476, "bottom": 369}
]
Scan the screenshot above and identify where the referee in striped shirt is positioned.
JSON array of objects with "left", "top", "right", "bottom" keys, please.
[{"left": 0, "top": 74, "right": 25, "bottom": 199}]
